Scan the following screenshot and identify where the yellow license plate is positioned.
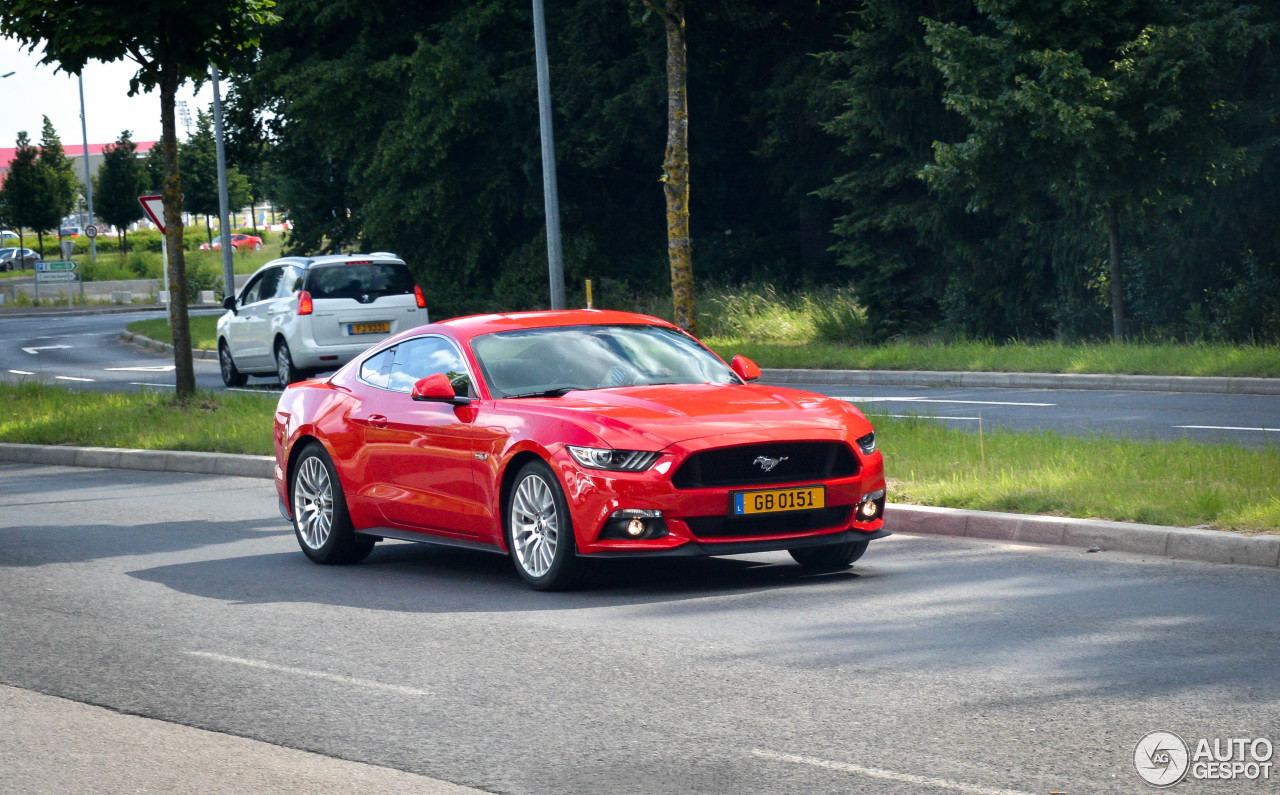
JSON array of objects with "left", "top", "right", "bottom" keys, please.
[
  {"left": 349, "top": 322, "right": 390, "bottom": 335},
  {"left": 732, "top": 486, "right": 825, "bottom": 515}
]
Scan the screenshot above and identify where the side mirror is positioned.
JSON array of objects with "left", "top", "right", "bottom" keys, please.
[
  {"left": 730, "top": 355, "right": 761, "bottom": 382},
  {"left": 222, "top": 295, "right": 237, "bottom": 314},
  {"left": 411, "top": 373, "right": 472, "bottom": 405}
]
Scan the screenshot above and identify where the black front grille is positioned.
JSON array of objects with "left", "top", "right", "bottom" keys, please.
[
  {"left": 685, "top": 506, "right": 852, "bottom": 539},
  {"left": 672, "top": 441, "right": 858, "bottom": 489}
]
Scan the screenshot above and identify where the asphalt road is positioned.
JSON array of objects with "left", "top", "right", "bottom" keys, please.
[
  {"left": 1, "top": 463, "right": 1277, "bottom": 793},
  {"left": 2, "top": 309, "right": 1279, "bottom": 447}
]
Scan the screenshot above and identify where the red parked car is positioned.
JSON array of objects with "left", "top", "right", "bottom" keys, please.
[
  {"left": 200, "top": 233, "right": 264, "bottom": 252},
  {"left": 273, "top": 310, "right": 888, "bottom": 590}
]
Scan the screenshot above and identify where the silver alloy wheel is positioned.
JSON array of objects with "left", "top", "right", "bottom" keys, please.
[
  {"left": 293, "top": 455, "right": 334, "bottom": 550},
  {"left": 219, "top": 345, "right": 234, "bottom": 382},
  {"left": 276, "top": 344, "right": 291, "bottom": 385},
  {"left": 510, "top": 473, "right": 559, "bottom": 578}
]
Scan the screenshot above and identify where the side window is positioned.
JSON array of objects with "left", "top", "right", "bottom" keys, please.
[
  {"left": 255, "top": 267, "right": 282, "bottom": 302},
  {"left": 276, "top": 266, "right": 302, "bottom": 298},
  {"left": 359, "top": 348, "right": 395, "bottom": 389},
  {"left": 239, "top": 273, "right": 264, "bottom": 306},
  {"left": 386, "top": 337, "right": 471, "bottom": 394}
]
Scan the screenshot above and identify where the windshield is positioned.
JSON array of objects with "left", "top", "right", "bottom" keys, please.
[{"left": 472, "top": 324, "right": 738, "bottom": 398}]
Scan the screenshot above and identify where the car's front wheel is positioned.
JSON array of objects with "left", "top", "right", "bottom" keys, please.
[
  {"left": 276, "top": 340, "right": 300, "bottom": 386},
  {"left": 254, "top": 241, "right": 263, "bottom": 251},
  {"left": 219, "top": 341, "right": 247, "bottom": 387},
  {"left": 789, "top": 539, "right": 869, "bottom": 571},
  {"left": 505, "top": 459, "right": 582, "bottom": 591},
  {"left": 290, "top": 442, "right": 374, "bottom": 565}
]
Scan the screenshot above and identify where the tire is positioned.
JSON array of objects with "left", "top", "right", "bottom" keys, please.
[
  {"left": 276, "top": 340, "right": 300, "bottom": 386},
  {"left": 254, "top": 241, "right": 263, "bottom": 251},
  {"left": 290, "top": 442, "right": 375, "bottom": 565},
  {"left": 789, "top": 539, "right": 869, "bottom": 571},
  {"left": 219, "top": 341, "right": 248, "bottom": 387},
  {"left": 505, "top": 459, "right": 582, "bottom": 591}
]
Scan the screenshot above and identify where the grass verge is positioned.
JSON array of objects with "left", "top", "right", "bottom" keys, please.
[
  {"left": 0, "top": 382, "right": 274, "bottom": 455},
  {"left": 128, "top": 315, "right": 220, "bottom": 350},
  {"left": 706, "top": 338, "right": 1280, "bottom": 378},
  {"left": 3, "top": 382, "right": 1276, "bottom": 532}
]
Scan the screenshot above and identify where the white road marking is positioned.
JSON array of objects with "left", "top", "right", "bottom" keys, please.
[
  {"left": 185, "top": 651, "right": 431, "bottom": 697},
  {"left": 106, "top": 365, "right": 176, "bottom": 372},
  {"left": 54, "top": 376, "right": 94, "bottom": 382},
  {"left": 838, "top": 396, "right": 1054, "bottom": 407},
  {"left": 129, "top": 382, "right": 175, "bottom": 389},
  {"left": 1177, "top": 424, "right": 1280, "bottom": 433},
  {"left": 7, "top": 370, "right": 35, "bottom": 376},
  {"left": 21, "top": 344, "right": 71, "bottom": 355},
  {"left": 228, "top": 387, "right": 280, "bottom": 394},
  {"left": 751, "top": 749, "right": 1035, "bottom": 795}
]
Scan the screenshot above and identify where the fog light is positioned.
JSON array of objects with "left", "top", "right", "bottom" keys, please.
[
  {"left": 601, "top": 509, "right": 669, "bottom": 541},
  {"left": 626, "top": 518, "right": 646, "bottom": 537},
  {"left": 859, "top": 501, "right": 879, "bottom": 519}
]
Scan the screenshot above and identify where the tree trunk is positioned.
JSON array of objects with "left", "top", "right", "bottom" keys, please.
[
  {"left": 250, "top": 200, "right": 258, "bottom": 234},
  {"left": 660, "top": 0, "right": 695, "bottom": 334},
  {"left": 206, "top": 215, "right": 213, "bottom": 246},
  {"left": 159, "top": 45, "right": 196, "bottom": 398},
  {"left": 1107, "top": 201, "right": 1126, "bottom": 342}
]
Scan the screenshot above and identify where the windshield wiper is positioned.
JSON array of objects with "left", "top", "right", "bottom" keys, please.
[{"left": 505, "top": 386, "right": 580, "bottom": 399}]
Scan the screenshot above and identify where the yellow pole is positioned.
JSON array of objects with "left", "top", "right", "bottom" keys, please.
[{"left": 585, "top": 279, "right": 593, "bottom": 309}]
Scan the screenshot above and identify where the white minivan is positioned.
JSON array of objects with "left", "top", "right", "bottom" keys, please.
[{"left": 217, "top": 253, "right": 429, "bottom": 387}]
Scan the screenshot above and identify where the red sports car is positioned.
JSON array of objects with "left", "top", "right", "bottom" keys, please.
[
  {"left": 273, "top": 310, "right": 888, "bottom": 590},
  {"left": 200, "top": 233, "right": 264, "bottom": 252}
]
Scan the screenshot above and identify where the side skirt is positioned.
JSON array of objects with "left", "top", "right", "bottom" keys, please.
[{"left": 355, "top": 526, "right": 506, "bottom": 555}]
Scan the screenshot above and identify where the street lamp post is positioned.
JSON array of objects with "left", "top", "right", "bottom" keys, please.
[
  {"left": 77, "top": 74, "right": 97, "bottom": 264},
  {"left": 531, "top": 0, "right": 566, "bottom": 310}
]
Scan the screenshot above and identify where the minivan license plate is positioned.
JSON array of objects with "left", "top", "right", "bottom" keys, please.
[
  {"left": 349, "top": 322, "right": 390, "bottom": 335},
  {"left": 732, "top": 486, "right": 825, "bottom": 515}
]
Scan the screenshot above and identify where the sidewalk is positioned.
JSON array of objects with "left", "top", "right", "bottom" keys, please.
[
  {"left": 2, "top": 443, "right": 1276, "bottom": 570},
  {"left": 0, "top": 685, "right": 479, "bottom": 795}
]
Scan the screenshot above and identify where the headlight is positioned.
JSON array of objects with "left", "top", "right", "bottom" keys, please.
[
  {"left": 567, "top": 446, "right": 660, "bottom": 472},
  {"left": 856, "top": 432, "right": 876, "bottom": 455}
]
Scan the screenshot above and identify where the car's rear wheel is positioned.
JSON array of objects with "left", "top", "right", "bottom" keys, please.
[
  {"left": 290, "top": 442, "right": 374, "bottom": 565},
  {"left": 789, "top": 539, "right": 869, "bottom": 571},
  {"left": 505, "top": 459, "right": 582, "bottom": 591},
  {"left": 276, "top": 340, "right": 300, "bottom": 386},
  {"left": 219, "top": 341, "right": 248, "bottom": 387},
  {"left": 254, "top": 241, "right": 263, "bottom": 251}
]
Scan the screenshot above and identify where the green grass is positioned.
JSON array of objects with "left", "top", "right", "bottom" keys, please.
[
  {"left": 128, "top": 315, "right": 221, "bottom": 350},
  {"left": 705, "top": 338, "right": 1280, "bottom": 378},
  {"left": 2, "top": 381, "right": 1277, "bottom": 532},
  {"left": 0, "top": 382, "right": 275, "bottom": 455},
  {"left": 870, "top": 413, "right": 1280, "bottom": 533}
]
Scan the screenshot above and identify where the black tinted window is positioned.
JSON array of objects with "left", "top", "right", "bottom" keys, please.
[{"left": 305, "top": 263, "right": 414, "bottom": 300}]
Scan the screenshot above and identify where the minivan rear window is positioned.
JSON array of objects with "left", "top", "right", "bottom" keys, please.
[{"left": 304, "top": 263, "right": 414, "bottom": 301}]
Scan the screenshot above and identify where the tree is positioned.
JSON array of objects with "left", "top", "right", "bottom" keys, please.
[
  {"left": 37, "top": 116, "right": 79, "bottom": 253},
  {"left": 0, "top": 132, "right": 41, "bottom": 253},
  {"left": 93, "top": 131, "right": 149, "bottom": 254},
  {"left": 643, "top": 0, "right": 695, "bottom": 332},
  {"left": 923, "top": 0, "right": 1268, "bottom": 340},
  {"left": 1, "top": 0, "right": 277, "bottom": 398}
]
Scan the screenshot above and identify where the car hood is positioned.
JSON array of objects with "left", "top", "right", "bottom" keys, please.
[{"left": 509, "top": 383, "right": 870, "bottom": 448}]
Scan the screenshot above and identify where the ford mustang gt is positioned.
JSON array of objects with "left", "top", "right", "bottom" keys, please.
[{"left": 273, "top": 310, "right": 888, "bottom": 590}]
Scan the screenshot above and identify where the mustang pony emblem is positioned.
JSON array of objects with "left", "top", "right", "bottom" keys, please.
[{"left": 752, "top": 455, "right": 789, "bottom": 472}]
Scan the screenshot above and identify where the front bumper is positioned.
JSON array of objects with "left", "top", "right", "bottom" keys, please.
[{"left": 551, "top": 430, "right": 888, "bottom": 558}]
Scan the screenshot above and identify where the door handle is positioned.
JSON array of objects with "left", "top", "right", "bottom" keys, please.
[{"left": 367, "top": 414, "right": 389, "bottom": 429}]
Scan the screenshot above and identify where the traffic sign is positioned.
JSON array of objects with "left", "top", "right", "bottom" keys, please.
[
  {"left": 38, "top": 260, "right": 78, "bottom": 272},
  {"left": 36, "top": 271, "right": 78, "bottom": 283},
  {"left": 139, "top": 194, "right": 167, "bottom": 233},
  {"left": 85, "top": 224, "right": 98, "bottom": 238}
]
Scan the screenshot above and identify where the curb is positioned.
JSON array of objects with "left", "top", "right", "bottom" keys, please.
[
  {"left": 883, "top": 504, "right": 1279, "bottom": 569},
  {"left": 762, "top": 368, "right": 1280, "bottom": 396},
  {"left": 3, "top": 442, "right": 1276, "bottom": 570},
  {"left": 0, "top": 443, "right": 273, "bottom": 478},
  {"left": 118, "top": 331, "right": 219, "bottom": 360}
]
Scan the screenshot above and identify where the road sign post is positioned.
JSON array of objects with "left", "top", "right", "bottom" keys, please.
[{"left": 139, "top": 195, "right": 170, "bottom": 324}]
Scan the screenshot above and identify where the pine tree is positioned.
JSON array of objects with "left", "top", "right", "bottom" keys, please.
[{"left": 93, "top": 131, "right": 148, "bottom": 254}]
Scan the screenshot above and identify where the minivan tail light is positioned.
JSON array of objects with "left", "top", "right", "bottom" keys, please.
[
  {"left": 297, "top": 290, "right": 313, "bottom": 315},
  {"left": 414, "top": 284, "right": 426, "bottom": 309}
]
